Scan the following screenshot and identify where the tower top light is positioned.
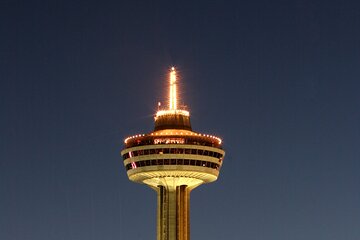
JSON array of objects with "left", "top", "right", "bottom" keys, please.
[
  {"left": 169, "top": 67, "right": 177, "bottom": 110},
  {"left": 156, "top": 67, "right": 189, "bottom": 118}
]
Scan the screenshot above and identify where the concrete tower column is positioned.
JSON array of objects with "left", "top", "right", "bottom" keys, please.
[{"left": 157, "top": 185, "right": 190, "bottom": 240}]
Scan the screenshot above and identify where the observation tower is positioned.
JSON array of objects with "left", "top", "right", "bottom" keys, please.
[{"left": 121, "top": 67, "right": 225, "bottom": 240}]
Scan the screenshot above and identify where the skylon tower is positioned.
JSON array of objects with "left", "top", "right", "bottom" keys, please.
[{"left": 121, "top": 67, "right": 225, "bottom": 240}]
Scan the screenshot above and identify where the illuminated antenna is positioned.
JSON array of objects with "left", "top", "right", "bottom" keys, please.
[
  {"left": 155, "top": 66, "right": 189, "bottom": 118},
  {"left": 169, "top": 67, "right": 177, "bottom": 110}
]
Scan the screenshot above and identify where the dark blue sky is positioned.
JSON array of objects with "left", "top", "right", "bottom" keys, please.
[{"left": 1, "top": 0, "right": 360, "bottom": 239}]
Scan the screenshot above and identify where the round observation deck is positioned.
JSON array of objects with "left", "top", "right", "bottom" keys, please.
[{"left": 121, "top": 129, "right": 224, "bottom": 188}]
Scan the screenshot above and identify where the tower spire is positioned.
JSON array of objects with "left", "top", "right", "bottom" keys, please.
[
  {"left": 155, "top": 66, "right": 190, "bottom": 130},
  {"left": 169, "top": 67, "right": 177, "bottom": 110}
]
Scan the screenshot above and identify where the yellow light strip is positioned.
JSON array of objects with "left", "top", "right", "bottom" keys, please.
[
  {"left": 155, "top": 109, "right": 190, "bottom": 118},
  {"left": 169, "top": 67, "right": 177, "bottom": 110}
]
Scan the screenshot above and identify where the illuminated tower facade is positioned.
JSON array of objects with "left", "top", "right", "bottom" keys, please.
[{"left": 121, "top": 67, "right": 225, "bottom": 240}]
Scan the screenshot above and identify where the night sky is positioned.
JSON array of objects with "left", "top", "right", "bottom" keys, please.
[{"left": 1, "top": 0, "right": 360, "bottom": 239}]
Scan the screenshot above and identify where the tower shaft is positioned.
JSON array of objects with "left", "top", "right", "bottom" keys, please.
[{"left": 157, "top": 185, "right": 190, "bottom": 240}]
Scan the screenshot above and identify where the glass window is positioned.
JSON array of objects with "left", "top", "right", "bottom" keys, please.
[
  {"left": 150, "top": 149, "right": 155, "bottom": 154},
  {"left": 163, "top": 148, "right": 170, "bottom": 154},
  {"left": 124, "top": 159, "right": 223, "bottom": 169},
  {"left": 191, "top": 149, "right": 197, "bottom": 154},
  {"left": 198, "top": 150, "right": 203, "bottom": 155},
  {"left": 176, "top": 148, "right": 184, "bottom": 154}
]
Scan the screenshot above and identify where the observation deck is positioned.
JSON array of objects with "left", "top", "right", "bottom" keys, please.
[{"left": 121, "top": 128, "right": 224, "bottom": 188}]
